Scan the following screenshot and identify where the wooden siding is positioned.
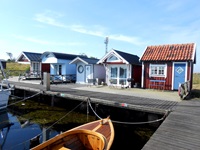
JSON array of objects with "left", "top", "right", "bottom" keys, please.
[
  {"left": 142, "top": 100, "right": 200, "bottom": 150},
  {"left": 132, "top": 65, "right": 142, "bottom": 86},
  {"left": 143, "top": 62, "right": 171, "bottom": 90},
  {"left": 143, "top": 61, "right": 193, "bottom": 90}
]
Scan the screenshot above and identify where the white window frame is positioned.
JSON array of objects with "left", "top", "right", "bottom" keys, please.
[
  {"left": 107, "top": 55, "right": 120, "bottom": 62},
  {"left": 109, "top": 65, "right": 128, "bottom": 85},
  {"left": 149, "top": 64, "right": 167, "bottom": 78}
]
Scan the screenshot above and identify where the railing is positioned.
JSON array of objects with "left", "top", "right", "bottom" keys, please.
[
  {"left": 18, "top": 71, "right": 42, "bottom": 81},
  {"left": 178, "top": 80, "right": 190, "bottom": 100},
  {"left": 149, "top": 80, "right": 166, "bottom": 90},
  {"left": 49, "top": 74, "right": 76, "bottom": 84}
]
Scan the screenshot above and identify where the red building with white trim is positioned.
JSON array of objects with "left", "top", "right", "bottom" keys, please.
[{"left": 140, "top": 43, "right": 196, "bottom": 90}]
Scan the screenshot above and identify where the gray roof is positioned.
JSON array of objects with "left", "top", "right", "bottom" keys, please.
[
  {"left": 42, "top": 52, "right": 88, "bottom": 60},
  {"left": 80, "top": 57, "right": 99, "bottom": 64},
  {"left": 23, "top": 52, "right": 42, "bottom": 62},
  {"left": 113, "top": 49, "right": 141, "bottom": 65}
]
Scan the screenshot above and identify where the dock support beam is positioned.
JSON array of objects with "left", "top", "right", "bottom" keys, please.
[{"left": 43, "top": 72, "right": 50, "bottom": 91}]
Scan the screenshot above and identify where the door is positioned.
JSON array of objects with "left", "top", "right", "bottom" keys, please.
[
  {"left": 85, "top": 65, "right": 91, "bottom": 82},
  {"left": 174, "top": 63, "right": 186, "bottom": 90},
  {"left": 42, "top": 64, "right": 50, "bottom": 73}
]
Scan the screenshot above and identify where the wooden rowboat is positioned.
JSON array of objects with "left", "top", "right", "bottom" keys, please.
[{"left": 31, "top": 117, "right": 114, "bottom": 150}]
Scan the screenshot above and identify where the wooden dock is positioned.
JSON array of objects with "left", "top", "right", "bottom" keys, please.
[
  {"left": 8, "top": 80, "right": 200, "bottom": 149},
  {"left": 9, "top": 81, "right": 178, "bottom": 114},
  {"left": 142, "top": 99, "right": 200, "bottom": 150}
]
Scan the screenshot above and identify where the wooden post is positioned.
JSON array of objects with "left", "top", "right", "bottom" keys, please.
[
  {"left": 43, "top": 72, "right": 50, "bottom": 91},
  {"left": 42, "top": 127, "right": 50, "bottom": 142}
]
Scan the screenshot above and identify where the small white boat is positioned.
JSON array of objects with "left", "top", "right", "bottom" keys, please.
[{"left": 0, "top": 60, "right": 11, "bottom": 110}]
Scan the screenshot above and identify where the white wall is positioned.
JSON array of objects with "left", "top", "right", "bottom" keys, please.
[
  {"left": 94, "top": 65, "right": 105, "bottom": 79},
  {"left": 42, "top": 56, "right": 76, "bottom": 75},
  {"left": 66, "top": 60, "right": 76, "bottom": 74},
  {"left": 76, "top": 62, "right": 85, "bottom": 84}
]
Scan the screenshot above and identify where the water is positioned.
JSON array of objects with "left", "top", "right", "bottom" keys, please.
[
  {"left": 2, "top": 94, "right": 160, "bottom": 150},
  {"left": 0, "top": 110, "right": 59, "bottom": 150}
]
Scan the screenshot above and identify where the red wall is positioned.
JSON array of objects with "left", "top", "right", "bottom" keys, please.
[
  {"left": 143, "top": 61, "right": 193, "bottom": 90},
  {"left": 132, "top": 65, "right": 142, "bottom": 86}
]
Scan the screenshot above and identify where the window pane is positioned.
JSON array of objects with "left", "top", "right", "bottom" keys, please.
[
  {"left": 158, "top": 66, "right": 164, "bottom": 75},
  {"left": 120, "top": 67, "right": 127, "bottom": 78},
  {"left": 151, "top": 66, "right": 157, "bottom": 75},
  {"left": 119, "top": 79, "right": 126, "bottom": 85},
  {"left": 111, "top": 67, "right": 117, "bottom": 77},
  {"left": 150, "top": 64, "right": 166, "bottom": 76}
]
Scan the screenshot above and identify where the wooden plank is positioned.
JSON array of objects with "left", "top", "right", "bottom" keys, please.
[
  {"left": 10, "top": 81, "right": 178, "bottom": 114},
  {"left": 142, "top": 100, "right": 200, "bottom": 150}
]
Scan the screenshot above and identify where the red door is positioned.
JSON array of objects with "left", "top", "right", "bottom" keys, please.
[
  {"left": 132, "top": 65, "right": 142, "bottom": 86},
  {"left": 42, "top": 64, "right": 50, "bottom": 74}
]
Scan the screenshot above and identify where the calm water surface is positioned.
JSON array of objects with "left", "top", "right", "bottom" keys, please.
[
  {"left": 0, "top": 110, "right": 59, "bottom": 150},
  {"left": 1, "top": 96, "right": 159, "bottom": 150}
]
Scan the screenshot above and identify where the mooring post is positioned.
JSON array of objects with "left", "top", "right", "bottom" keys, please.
[
  {"left": 43, "top": 72, "right": 50, "bottom": 91},
  {"left": 42, "top": 127, "right": 50, "bottom": 143}
]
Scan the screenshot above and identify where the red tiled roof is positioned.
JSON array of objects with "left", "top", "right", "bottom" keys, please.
[{"left": 141, "top": 43, "right": 196, "bottom": 61}]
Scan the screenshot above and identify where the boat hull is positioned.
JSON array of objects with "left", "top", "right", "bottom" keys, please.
[
  {"left": 0, "top": 90, "right": 10, "bottom": 110},
  {"left": 31, "top": 118, "right": 114, "bottom": 150}
]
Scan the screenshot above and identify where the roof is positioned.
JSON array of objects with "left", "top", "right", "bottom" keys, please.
[
  {"left": 22, "top": 52, "right": 42, "bottom": 61},
  {"left": 70, "top": 57, "right": 99, "bottom": 64},
  {"left": 0, "top": 59, "right": 6, "bottom": 62},
  {"left": 97, "top": 49, "right": 141, "bottom": 65},
  {"left": 114, "top": 49, "right": 141, "bottom": 64},
  {"left": 41, "top": 52, "right": 87, "bottom": 60},
  {"left": 140, "top": 43, "right": 196, "bottom": 63}
]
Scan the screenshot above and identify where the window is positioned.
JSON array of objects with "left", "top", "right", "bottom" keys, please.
[
  {"left": 111, "top": 67, "right": 117, "bottom": 78},
  {"left": 59, "top": 65, "right": 62, "bottom": 75},
  {"left": 33, "top": 62, "right": 39, "bottom": 72},
  {"left": 110, "top": 66, "right": 128, "bottom": 85},
  {"left": 150, "top": 64, "right": 166, "bottom": 77},
  {"left": 119, "top": 67, "right": 127, "bottom": 78},
  {"left": 108, "top": 55, "right": 118, "bottom": 62}
]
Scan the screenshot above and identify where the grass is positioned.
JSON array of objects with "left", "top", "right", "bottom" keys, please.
[
  {"left": 191, "top": 73, "right": 200, "bottom": 98},
  {"left": 4, "top": 62, "right": 29, "bottom": 77}
]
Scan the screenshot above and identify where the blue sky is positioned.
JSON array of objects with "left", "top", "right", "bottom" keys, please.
[{"left": 0, "top": 0, "right": 199, "bottom": 72}]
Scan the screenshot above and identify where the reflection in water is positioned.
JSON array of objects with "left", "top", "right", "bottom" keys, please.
[{"left": 0, "top": 110, "right": 59, "bottom": 150}]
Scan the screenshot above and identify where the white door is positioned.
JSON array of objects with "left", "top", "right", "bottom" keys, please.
[{"left": 85, "top": 65, "right": 91, "bottom": 82}]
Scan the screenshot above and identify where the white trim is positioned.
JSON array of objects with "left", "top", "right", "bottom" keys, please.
[
  {"left": 16, "top": 52, "right": 31, "bottom": 62},
  {"left": 141, "top": 62, "right": 144, "bottom": 88},
  {"left": 172, "top": 62, "right": 187, "bottom": 90},
  {"left": 149, "top": 64, "right": 167, "bottom": 78},
  {"left": 107, "top": 64, "right": 130, "bottom": 86},
  {"left": 97, "top": 49, "right": 129, "bottom": 64},
  {"left": 69, "top": 57, "right": 88, "bottom": 64},
  {"left": 192, "top": 43, "right": 196, "bottom": 62},
  {"left": 140, "top": 46, "right": 148, "bottom": 62}
]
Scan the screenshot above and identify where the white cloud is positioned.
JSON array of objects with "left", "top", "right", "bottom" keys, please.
[
  {"left": 34, "top": 10, "right": 146, "bottom": 45},
  {"left": 69, "top": 25, "right": 105, "bottom": 37},
  {"left": 34, "top": 10, "right": 66, "bottom": 28},
  {"left": 109, "top": 34, "right": 146, "bottom": 45}
]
